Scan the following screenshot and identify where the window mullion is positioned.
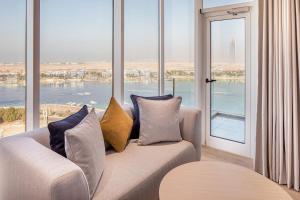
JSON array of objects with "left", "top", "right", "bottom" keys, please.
[
  {"left": 159, "top": 0, "right": 165, "bottom": 95},
  {"left": 113, "top": 0, "right": 124, "bottom": 104},
  {"left": 26, "top": 0, "right": 40, "bottom": 131},
  {"left": 196, "top": 0, "right": 203, "bottom": 108}
]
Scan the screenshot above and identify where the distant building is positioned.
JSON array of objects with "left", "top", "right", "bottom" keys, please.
[{"left": 229, "top": 38, "right": 236, "bottom": 64}]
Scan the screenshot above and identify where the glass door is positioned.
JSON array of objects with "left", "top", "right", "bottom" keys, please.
[{"left": 206, "top": 14, "right": 251, "bottom": 157}]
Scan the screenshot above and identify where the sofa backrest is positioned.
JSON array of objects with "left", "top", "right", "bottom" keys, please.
[{"left": 17, "top": 106, "right": 201, "bottom": 159}]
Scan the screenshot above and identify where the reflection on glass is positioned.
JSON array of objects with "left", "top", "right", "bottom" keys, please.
[
  {"left": 124, "top": 0, "right": 159, "bottom": 103},
  {"left": 164, "top": 0, "right": 195, "bottom": 106},
  {"left": 210, "top": 18, "right": 246, "bottom": 143},
  {"left": 203, "top": 0, "right": 252, "bottom": 9},
  {"left": 40, "top": 0, "right": 113, "bottom": 126},
  {"left": 0, "top": 0, "right": 26, "bottom": 138}
]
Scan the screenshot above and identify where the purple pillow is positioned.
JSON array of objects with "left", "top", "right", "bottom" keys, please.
[
  {"left": 48, "top": 105, "right": 88, "bottom": 157},
  {"left": 130, "top": 94, "right": 173, "bottom": 139}
]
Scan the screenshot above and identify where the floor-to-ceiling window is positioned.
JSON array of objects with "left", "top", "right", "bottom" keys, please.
[
  {"left": 0, "top": 0, "right": 26, "bottom": 138},
  {"left": 124, "top": 0, "right": 159, "bottom": 103},
  {"left": 0, "top": 0, "right": 199, "bottom": 132},
  {"left": 40, "top": 0, "right": 113, "bottom": 126},
  {"left": 164, "top": 0, "right": 195, "bottom": 106}
]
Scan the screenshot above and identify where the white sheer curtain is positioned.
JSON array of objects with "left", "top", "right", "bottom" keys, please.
[{"left": 255, "top": 0, "right": 300, "bottom": 191}]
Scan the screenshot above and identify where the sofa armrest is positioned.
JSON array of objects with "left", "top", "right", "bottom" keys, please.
[
  {"left": 0, "top": 136, "right": 89, "bottom": 200},
  {"left": 180, "top": 107, "right": 202, "bottom": 160}
]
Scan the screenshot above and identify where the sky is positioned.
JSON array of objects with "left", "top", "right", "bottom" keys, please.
[
  {"left": 0, "top": 0, "right": 250, "bottom": 64},
  {"left": 0, "top": 0, "right": 26, "bottom": 63},
  {"left": 203, "top": 0, "right": 252, "bottom": 8}
]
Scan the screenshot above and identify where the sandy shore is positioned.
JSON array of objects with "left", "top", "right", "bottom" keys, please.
[{"left": 0, "top": 121, "right": 25, "bottom": 138}]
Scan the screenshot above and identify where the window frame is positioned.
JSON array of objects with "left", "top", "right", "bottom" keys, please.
[
  {"left": 200, "top": 1, "right": 259, "bottom": 158},
  {"left": 205, "top": 13, "right": 251, "bottom": 156}
]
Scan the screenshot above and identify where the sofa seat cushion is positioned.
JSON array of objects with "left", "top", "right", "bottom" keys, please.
[{"left": 93, "top": 140, "right": 196, "bottom": 200}]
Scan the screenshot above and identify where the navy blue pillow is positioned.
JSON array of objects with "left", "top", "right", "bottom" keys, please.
[
  {"left": 48, "top": 105, "right": 89, "bottom": 157},
  {"left": 130, "top": 94, "right": 173, "bottom": 139}
]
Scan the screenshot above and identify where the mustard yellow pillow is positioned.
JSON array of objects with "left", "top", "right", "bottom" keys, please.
[{"left": 100, "top": 97, "right": 133, "bottom": 152}]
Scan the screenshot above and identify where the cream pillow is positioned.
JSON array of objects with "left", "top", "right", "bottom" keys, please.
[
  {"left": 137, "top": 97, "right": 182, "bottom": 145},
  {"left": 65, "top": 108, "right": 105, "bottom": 198}
]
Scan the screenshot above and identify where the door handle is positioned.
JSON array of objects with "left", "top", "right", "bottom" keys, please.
[{"left": 206, "top": 78, "right": 216, "bottom": 83}]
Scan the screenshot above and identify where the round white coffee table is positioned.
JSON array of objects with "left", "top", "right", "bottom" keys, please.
[{"left": 160, "top": 161, "right": 292, "bottom": 200}]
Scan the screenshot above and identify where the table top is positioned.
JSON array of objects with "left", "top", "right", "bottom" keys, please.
[{"left": 159, "top": 161, "right": 292, "bottom": 200}]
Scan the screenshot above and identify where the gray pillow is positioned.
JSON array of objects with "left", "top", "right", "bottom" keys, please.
[
  {"left": 65, "top": 108, "right": 105, "bottom": 198},
  {"left": 137, "top": 97, "right": 182, "bottom": 145}
]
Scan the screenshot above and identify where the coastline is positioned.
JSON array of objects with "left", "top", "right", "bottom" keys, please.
[{"left": 0, "top": 62, "right": 245, "bottom": 138}]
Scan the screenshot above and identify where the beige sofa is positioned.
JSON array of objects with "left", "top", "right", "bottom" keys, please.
[{"left": 0, "top": 107, "right": 201, "bottom": 200}]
